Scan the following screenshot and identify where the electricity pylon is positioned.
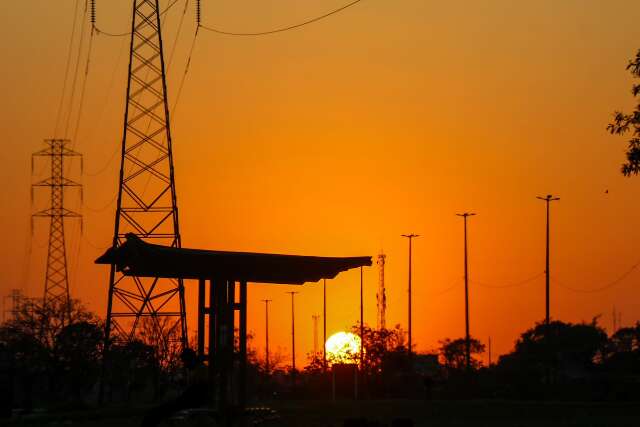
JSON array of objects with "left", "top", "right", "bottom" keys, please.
[
  {"left": 32, "top": 138, "right": 82, "bottom": 321},
  {"left": 103, "top": 0, "right": 187, "bottom": 355}
]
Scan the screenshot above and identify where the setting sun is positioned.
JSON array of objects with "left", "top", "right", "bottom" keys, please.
[{"left": 325, "top": 331, "right": 361, "bottom": 365}]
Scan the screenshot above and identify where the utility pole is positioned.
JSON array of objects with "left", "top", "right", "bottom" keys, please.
[
  {"left": 312, "top": 314, "right": 320, "bottom": 354},
  {"left": 323, "top": 279, "right": 327, "bottom": 370},
  {"left": 287, "top": 291, "right": 299, "bottom": 383},
  {"left": 488, "top": 336, "right": 492, "bottom": 367},
  {"left": 262, "top": 299, "right": 271, "bottom": 373},
  {"left": 376, "top": 253, "right": 387, "bottom": 331},
  {"left": 32, "top": 139, "right": 82, "bottom": 320},
  {"left": 401, "top": 234, "right": 419, "bottom": 362},
  {"left": 537, "top": 194, "right": 559, "bottom": 326},
  {"left": 456, "top": 212, "right": 475, "bottom": 371},
  {"left": 360, "top": 266, "right": 364, "bottom": 367}
]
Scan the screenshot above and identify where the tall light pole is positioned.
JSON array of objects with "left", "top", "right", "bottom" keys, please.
[
  {"left": 287, "top": 291, "right": 299, "bottom": 381},
  {"left": 537, "top": 194, "right": 559, "bottom": 326},
  {"left": 323, "top": 279, "right": 327, "bottom": 370},
  {"left": 401, "top": 233, "right": 419, "bottom": 361},
  {"left": 456, "top": 212, "right": 475, "bottom": 371},
  {"left": 262, "top": 299, "right": 271, "bottom": 373},
  {"left": 360, "top": 266, "right": 364, "bottom": 367}
]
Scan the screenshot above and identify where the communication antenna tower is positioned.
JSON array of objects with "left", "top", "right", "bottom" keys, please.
[
  {"left": 32, "top": 139, "right": 82, "bottom": 320},
  {"left": 376, "top": 252, "right": 386, "bottom": 330},
  {"left": 103, "top": 0, "right": 187, "bottom": 355}
]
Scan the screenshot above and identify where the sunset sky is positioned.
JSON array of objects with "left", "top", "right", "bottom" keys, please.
[{"left": 2, "top": 0, "right": 640, "bottom": 368}]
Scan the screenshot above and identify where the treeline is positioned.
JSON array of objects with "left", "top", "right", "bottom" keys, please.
[
  {"left": 1, "top": 298, "right": 639, "bottom": 415},
  {"left": 288, "top": 320, "right": 640, "bottom": 401},
  {"left": 0, "top": 298, "right": 184, "bottom": 414}
]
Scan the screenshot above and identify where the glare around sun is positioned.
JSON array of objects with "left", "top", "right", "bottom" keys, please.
[{"left": 325, "top": 331, "right": 361, "bottom": 365}]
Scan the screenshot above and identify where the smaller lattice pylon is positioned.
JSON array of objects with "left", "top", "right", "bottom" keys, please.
[
  {"left": 3, "top": 289, "right": 25, "bottom": 323},
  {"left": 31, "top": 139, "right": 82, "bottom": 317},
  {"left": 376, "top": 252, "right": 387, "bottom": 330}
]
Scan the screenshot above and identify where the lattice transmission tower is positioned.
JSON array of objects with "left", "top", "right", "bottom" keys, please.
[
  {"left": 103, "top": 0, "right": 187, "bottom": 351},
  {"left": 376, "top": 252, "right": 386, "bottom": 330},
  {"left": 32, "top": 139, "right": 82, "bottom": 319}
]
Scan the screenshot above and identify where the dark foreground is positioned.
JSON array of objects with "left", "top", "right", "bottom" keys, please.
[{"left": 3, "top": 400, "right": 639, "bottom": 427}]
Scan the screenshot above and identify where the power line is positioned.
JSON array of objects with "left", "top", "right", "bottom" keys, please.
[
  {"left": 64, "top": 4, "right": 90, "bottom": 139},
  {"left": 430, "top": 277, "right": 462, "bottom": 297},
  {"left": 470, "top": 272, "right": 545, "bottom": 289},
  {"left": 54, "top": 0, "right": 82, "bottom": 137},
  {"left": 552, "top": 260, "right": 640, "bottom": 293},
  {"left": 171, "top": 28, "right": 199, "bottom": 117},
  {"left": 199, "top": 0, "right": 365, "bottom": 36}
]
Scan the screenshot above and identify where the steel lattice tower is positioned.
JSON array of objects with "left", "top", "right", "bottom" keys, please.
[
  {"left": 32, "top": 139, "right": 82, "bottom": 318},
  {"left": 376, "top": 252, "right": 386, "bottom": 330},
  {"left": 104, "top": 0, "right": 187, "bottom": 351}
]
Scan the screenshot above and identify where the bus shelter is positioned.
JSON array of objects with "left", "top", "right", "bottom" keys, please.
[{"left": 96, "top": 233, "right": 371, "bottom": 413}]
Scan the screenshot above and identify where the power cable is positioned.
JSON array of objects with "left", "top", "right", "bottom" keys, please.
[
  {"left": 430, "top": 277, "right": 462, "bottom": 297},
  {"left": 553, "top": 260, "right": 640, "bottom": 293},
  {"left": 471, "top": 272, "right": 545, "bottom": 289},
  {"left": 82, "top": 36, "right": 128, "bottom": 177},
  {"left": 199, "top": 0, "right": 365, "bottom": 36},
  {"left": 64, "top": 4, "right": 89, "bottom": 139},
  {"left": 54, "top": 0, "right": 82, "bottom": 138},
  {"left": 171, "top": 27, "right": 198, "bottom": 118},
  {"left": 83, "top": 194, "right": 117, "bottom": 213}
]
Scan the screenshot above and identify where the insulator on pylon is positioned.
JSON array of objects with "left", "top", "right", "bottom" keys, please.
[
  {"left": 90, "top": 0, "right": 96, "bottom": 25},
  {"left": 196, "top": 0, "right": 201, "bottom": 27}
]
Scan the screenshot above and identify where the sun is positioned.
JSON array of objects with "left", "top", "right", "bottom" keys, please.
[{"left": 325, "top": 331, "right": 361, "bottom": 365}]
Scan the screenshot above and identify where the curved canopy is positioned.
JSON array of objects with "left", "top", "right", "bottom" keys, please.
[{"left": 96, "top": 234, "right": 371, "bottom": 285}]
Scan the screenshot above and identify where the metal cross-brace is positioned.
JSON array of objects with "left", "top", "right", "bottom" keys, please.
[{"left": 32, "top": 139, "right": 82, "bottom": 318}]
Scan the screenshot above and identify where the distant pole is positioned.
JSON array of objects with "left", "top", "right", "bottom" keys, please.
[
  {"left": 488, "top": 336, "right": 492, "bottom": 367},
  {"left": 287, "top": 291, "right": 299, "bottom": 382},
  {"left": 401, "top": 233, "right": 419, "bottom": 361},
  {"left": 537, "top": 194, "right": 559, "bottom": 326},
  {"left": 456, "top": 212, "right": 476, "bottom": 371},
  {"left": 262, "top": 299, "right": 271, "bottom": 373},
  {"left": 360, "top": 266, "right": 364, "bottom": 367},
  {"left": 312, "top": 314, "right": 320, "bottom": 354},
  {"left": 323, "top": 279, "right": 327, "bottom": 370}
]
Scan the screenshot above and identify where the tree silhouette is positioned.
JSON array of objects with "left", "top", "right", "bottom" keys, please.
[
  {"left": 438, "top": 337, "right": 485, "bottom": 371},
  {"left": 608, "top": 49, "right": 640, "bottom": 175}
]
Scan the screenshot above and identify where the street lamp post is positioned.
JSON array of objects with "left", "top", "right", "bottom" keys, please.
[
  {"left": 537, "top": 195, "right": 559, "bottom": 326},
  {"left": 456, "top": 212, "right": 476, "bottom": 371},
  {"left": 261, "top": 299, "right": 271, "bottom": 373},
  {"left": 287, "top": 291, "right": 299, "bottom": 384},
  {"left": 401, "top": 233, "right": 419, "bottom": 362},
  {"left": 323, "top": 279, "right": 327, "bottom": 370}
]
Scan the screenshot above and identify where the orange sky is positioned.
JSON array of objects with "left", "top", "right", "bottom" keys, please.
[{"left": 2, "top": 0, "right": 640, "bottom": 368}]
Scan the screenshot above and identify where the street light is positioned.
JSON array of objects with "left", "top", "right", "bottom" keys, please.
[
  {"left": 401, "top": 233, "right": 419, "bottom": 361},
  {"left": 536, "top": 195, "right": 559, "bottom": 326},
  {"left": 456, "top": 212, "right": 476, "bottom": 371}
]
